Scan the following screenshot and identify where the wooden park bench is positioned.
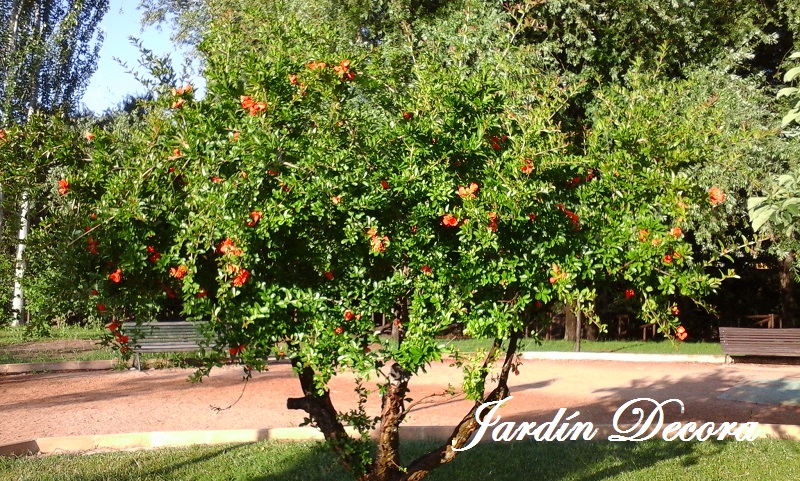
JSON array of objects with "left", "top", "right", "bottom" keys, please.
[
  {"left": 719, "top": 327, "right": 800, "bottom": 360},
  {"left": 122, "top": 321, "right": 211, "bottom": 370}
]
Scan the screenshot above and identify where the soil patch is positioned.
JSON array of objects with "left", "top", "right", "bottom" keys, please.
[{"left": 0, "top": 339, "right": 105, "bottom": 363}]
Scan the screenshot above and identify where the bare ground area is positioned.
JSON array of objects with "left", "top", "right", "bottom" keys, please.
[{"left": 1, "top": 359, "right": 800, "bottom": 446}]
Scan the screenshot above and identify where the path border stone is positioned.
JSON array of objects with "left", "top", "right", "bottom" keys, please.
[{"left": 2, "top": 424, "right": 799, "bottom": 457}]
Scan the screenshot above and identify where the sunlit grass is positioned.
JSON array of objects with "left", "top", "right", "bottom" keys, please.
[{"left": 1, "top": 439, "right": 797, "bottom": 481}]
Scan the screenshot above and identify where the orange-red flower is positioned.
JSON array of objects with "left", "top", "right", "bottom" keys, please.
[
  {"left": 170, "top": 265, "right": 188, "bottom": 279},
  {"left": 324, "top": 270, "right": 334, "bottom": 280},
  {"left": 442, "top": 214, "right": 458, "bottom": 227},
  {"left": 87, "top": 237, "right": 99, "bottom": 255},
  {"left": 421, "top": 265, "right": 432, "bottom": 275},
  {"left": 107, "top": 321, "right": 119, "bottom": 332},
  {"left": 334, "top": 326, "right": 344, "bottom": 335},
  {"left": 307, "top": 61, "right": 327, "bottom": 70},
  {"left": 709, "top": 186, "right": 726, "bottom": 205},
  {"left": 344, "top": 310, "right": 354, "bottom": 321},
  {"left": 85, "top": 132, "right": 94, "bottom": 142},
  {"left": 488, "top": 212, "right": 498, "bottom": 232},
  {"left": 528, "top": 213, "right": 536, "bottom": 222},
  {"left": 402, "top": 112, "right": 413, "bottom": 120},
  {"left": 521, "top": 159, "right": 534, "bottom": 175},
  {"left": 289, "top": 73, "right": 298, "bottom": 84},
  {"left": 676, "top": 325, "right": 687, "bottom": 340},
  {"left": 97, "top": 304, "right": 106, "bottom": 313},
  {"left": 381, "top": 179, "right": 390, "bottom": 190},
  {"left": 109, "top": 268, "right": 122, "bottom": 283},
  {"left": 240, "top": 95, "right": 266, "bottom": 115},
  {"left": 58, "top": 179, "right": 69, "bottom": 195},
  {"left": 169, "top": 148, "right": 182, "bottom": 159},
  {"left": 638, "top": 229, "right": 648, "bottom": 242},
  {"left": 671, "top": 227, "right": 682, "bottom": 238},
  {"left": 210, "top": 176, "right": 224, "bottom": 183},
  {"left": 247, "top": 211, "right": 262, "bottom": 226},
  {"left": 197, "top": 288, "right": 207, "bottom": 298},
  {"left": 663, "top": 254, "right": 673, "bottom": 264},
  {"left": 171, "top": 98, "right": 185, "bottom": 109},
  {"left": 0, "top": 129, "right": 5, "bottom": 140},
  {"left": 331, "top": 196, "right": 341, "bottom": 205},
  {"left": 672, "top": 305, "right": 680, "bottom": 316},
  {"left": 172, "top": 84, "right": 192, "bottom": 95},
  {"left": 625, "top": 289, "right": 635, "bottom": 299},
  {"left": 116, "top": 334, "right": 129, "bottom": 344},
  {"left": 91, "top": 289, "right": 99, "bottom": 296},
  {"left": 218, "top": 238, "right": 243, "bottom": 256},
  {"left": 457, "top": 182, "right": 479, "bottom": 199},
  {"left": 232, "top": 268, "right": 249, "bottom": 286},
  {"left": 229, "top": 344, "right": 246, "bottom": 356}
]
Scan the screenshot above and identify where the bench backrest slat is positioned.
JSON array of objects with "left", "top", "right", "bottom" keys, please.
[{"left": 719, "top": 327, "right": 800, "bottom": 357}]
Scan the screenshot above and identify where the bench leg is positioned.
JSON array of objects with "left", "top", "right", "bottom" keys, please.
[{"left": 135, "top": 353, "right": 142, "bottom": 371}]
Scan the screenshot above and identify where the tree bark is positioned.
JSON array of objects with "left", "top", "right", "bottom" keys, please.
[
  {"left": 780, "top": 253, "right": 797, "bottom": 328},
  {"left": 11, "top": 191, "right": 29, "bottom": 326},
  {"left": 286, "top": 360, "right": 365, "bottom": 476},
  {"left": 563, "top": 303, "right": 577, "bottom": 341},
  {"left": 399, "top": 332, "right": 521, "bottom": 481}
]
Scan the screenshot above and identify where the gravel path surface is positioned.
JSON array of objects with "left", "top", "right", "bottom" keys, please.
[{"left": 2, "top": 359, "right": 799, "bottom": 446}]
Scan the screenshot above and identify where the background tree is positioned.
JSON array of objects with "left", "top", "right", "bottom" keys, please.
[{"left": 0, "top": 0, "right": 108, "bottom": 326}]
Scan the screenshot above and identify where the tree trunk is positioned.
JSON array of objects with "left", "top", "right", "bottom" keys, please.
[
  {"left": 780, "top": 253, "right": 796, "bottom": 328},
  {"left": 563, "top": 303, "right": 577, "bottom": 341},
  {"left": 11, "top": 191, "right": 29, "bottom": 326},
  {"left": 574, "top": 303, "right": 582, "bottom": 352}
]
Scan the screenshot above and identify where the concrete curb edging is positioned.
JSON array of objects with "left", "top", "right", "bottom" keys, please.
[
  {"left": 2, "top": 424, "right": 798, "bottom": 457},
  {"left": 0, "top": 352, "right": 728, "bottom": 375},
  {"left": 519, "top": 352, "right": 727, "bottom": 364},
  {"left": 0, "top": 360, "right": 115, "bottom": 374}
]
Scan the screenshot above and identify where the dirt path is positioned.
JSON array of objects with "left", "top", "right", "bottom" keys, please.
[{"left": 1, "top": 359, "right": 799, "bottom": 446}]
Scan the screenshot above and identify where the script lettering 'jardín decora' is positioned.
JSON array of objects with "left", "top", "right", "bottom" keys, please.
[{"left": 453, "top": 397, "right": 760, "bottom": 451}]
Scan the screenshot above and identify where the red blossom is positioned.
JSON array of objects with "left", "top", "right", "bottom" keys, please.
[
  {"left": 528, "top": 213, "right": 536, "bottom": 222},
  {"left": 58, "top": 179, "right": 69, "bottom": 195},
  {"left": 229, "top": 344, "right": 246, "bottom": 356},
  {"left": 85, "top": 132, "right": 95, "bottom": 142},
  {"left": 334, "top": 326, "right": 344, "bottom": 335},
  {"left": 171, "top": 98, "right": 185, "bottom": 109},
  {"left": 197, "top": 288, "right": 207, "bottom": 298},
  {"left": 709, "top": 186, "right": 726, "bottom": 205},
  {"left": 91, "top": 289, "right": 99, "bottom": 296},
  {"left": 672, "top": 305, "right": 680, "bottom": 316},
  {"left": 625, "top": 289, "right": 635, "bottom": 299},
  {"left": 521, "top": 159, "right": 534, "bottom": 175},
  {"left": 676, "top": 326, "right": 687, "bottom": 340},
  {"left": 663, "top": 254, "right": 673, "bottom": 264},
  {"left": 381, "top": 179, "right": 390, "bottom": 190},
  {"left": 442, "top": 214, "right": 458, "bottom": 227},
  {"left": 218, "top": 238, "right": 243, "bottom": 256},
  {"left": 457, "top": 182, "right": 479, "bottom": 199},
  {"left": 638, "top": 229, "right": 649, "bottom": 242},
  {"left": 402, "top": 112, "right": 413, "bottom": 120},
  {"left": 671, "top": 227, "right": 682, "bottom": 238},
  {"left": 107, "top": 321, "right": 119, "bottom": 332},
  {"left": 170, "top": 265, "right": 188, "bottom": 279},
  {"left": 247, "top": 211, "right": 262, "bottom": 226},
  {"left": 331, "top": 196, "right": 341, "bottom": 205},
  {"left": 232, "top": 268, "right": 249, "bottom": 286},
  {"left": 289, "top": 73, "right": 298, "bottom": 84},
  {"left": 210, "top": 176, "right": 224, "bottom": 183},
  {"left": 421, "top": 265, "right": 432, "bottom": 275},
  {"left": 324, "top": 271, "right": 334, "bottom": 280},
  {"left": 109, "top": 268, "right": 122, "bottom": 283},
  {"left": 97, "top": 304, "right": 107, "bottom": 313},
  {"left": 344, "top": 310, "right": 354, "bottom": 321}
]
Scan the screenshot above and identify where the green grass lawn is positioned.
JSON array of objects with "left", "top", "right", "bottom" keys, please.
[
  {"left": 442, "top": 338, "right": 724, "bottom": 355},
  {"left": 1, "top": 439, "right": 797, "bottom": 481},
  {"left": 0, "top": 325, "right": 723, "bottom": 365}
]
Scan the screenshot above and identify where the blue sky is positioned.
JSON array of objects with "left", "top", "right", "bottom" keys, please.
[{"left": 81, "top": 0, "right": 204, "bottom": 114}]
